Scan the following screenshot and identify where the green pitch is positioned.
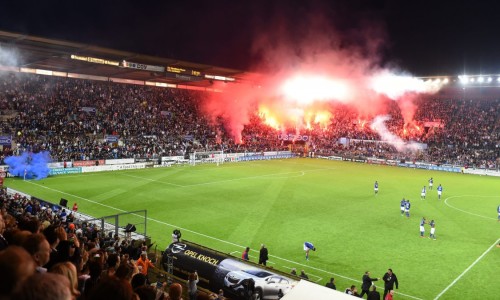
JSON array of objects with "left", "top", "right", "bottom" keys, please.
[{"left": 5, "top": 158, "right": 500, "bottom": 299}]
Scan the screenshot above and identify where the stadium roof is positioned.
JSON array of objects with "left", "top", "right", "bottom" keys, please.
[
  {"left": 0, "top": 30, "right": 264, "bottom": 88},
  {"left": 1, "top": 30, "right": 500, "bottom": 98}
]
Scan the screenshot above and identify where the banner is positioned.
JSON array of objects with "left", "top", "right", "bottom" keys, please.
[
  {"left": 105, "top": 135, "right": 119, "bottom": 142},
  {"left": 160, "top": 111, "right": 173, "bottom": 118},
  {"left": 278, "top": 134, "right": 309, "bottom": 141},
  {"left": 80, "top": 107, "right": 96, "bottom": 113},
  {"left": 73, "top": 160, "right": 105, "bottom": 167},
  {"left": 165, "top": 72, "right": 203, "bottom": 82},
  {"left": 0, "top": 136, "right": 12, "bottom": 145},
  {"left": 163, "top": 241, "right": 298, "bottom": 299},
  {"left": 49, "top": 167, "right": 82, "bottom": 175},
  {"left": 121, "top": 60, "right": 165, "bottom": 72}
]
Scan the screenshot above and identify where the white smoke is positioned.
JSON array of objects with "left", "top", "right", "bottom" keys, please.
[
  {"left": 0, "top": 45, "right": 19, "bottom": 67},
  {"left": 370, "top": 115, "right": 425, "bottom": 152},
  {"left": 370, "top": 70, "right": 445, "bottom": 100}
]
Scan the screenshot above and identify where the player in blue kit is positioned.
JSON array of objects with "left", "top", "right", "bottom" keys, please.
[
  {"left": 405, "top": 200, "right": 411, "bottom": 218},
  {"left": 400, "top": 198, "right": 406, "bottom": 216},
  {"left": 437, "top": 184, "right": 443, "bottom": 200},
  {"left": 304, "top": 242, "right": 316, "bottom": 260},
  {"left": 497, "top": 205, "right": 500, "bottom": 222},
  {"left": 429, "top": 220, "right": 436, "bottom": 239},
  {"left": 374, "top": 181, "right": 379, "bottom": 196},
  {"left": 419, "top": 217, "right": 427, "bottom": 237},
  {"left": 420, "top": 186, "right": 426, "bottom": 200}
]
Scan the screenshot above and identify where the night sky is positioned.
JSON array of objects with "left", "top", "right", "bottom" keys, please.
[{"left": 1, "top": 0, "right": 499, "bottom": 76}]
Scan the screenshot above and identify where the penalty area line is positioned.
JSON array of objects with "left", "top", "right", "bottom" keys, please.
[{"left": 433, "top": 238, "right": 500, "bottom": 300}]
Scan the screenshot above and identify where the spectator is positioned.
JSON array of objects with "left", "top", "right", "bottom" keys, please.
[
  {"left": 21, "top": 233, "right": 51, "bottom": 273},
  {"left": 131, "top": 273, "right": 148, "bottom": 290},
  {"left": 12, "top": 273, "right": 72, "bottom": 300},
  {"left": 325, "top": 277, "right": 336, "bottom": 290},
  {"left": 103, "top": 253, "right": 120, "bottom": 278},
  {"left": 345, "top": 285, "right": 359, "bottom": 296},
  {"left": 136, "top": 251, "right": 155, "bottom": 281},
  {"left": 167, "top": 283, "right": 184, "bottom": 300},
  {"left": 134, "top": 285, "right": 157, "bottom": 300},
  {"left": 187, "top": 271, "right": 199, "bottom": 300},
  {"left": 0, "top": 245, "right": 36, "bottom": 297},
  {"left": 87, "top": 276, "right": 137, "bottom": 300},
  {"left": 368, "top": 285, "right": 381, "bottom": 300},
  {"left": 50, "top": 261, "right": 81, "bottom": 299},
  {"left": 0, "top": 213, "right": 9, "bottom": 251},
  {"left": 241, "top": 246, "right": 249, "bottom": 261},
  {"left": 300, "top": 270, "right": 309, "bottom": 280}
]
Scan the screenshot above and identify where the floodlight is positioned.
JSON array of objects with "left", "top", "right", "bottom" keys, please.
[
  {"left": 443, "top": 78, "right": 449, "bottom": 84},
  {"left": 487, "top": 77, "right": 492, "bottom": 82},
  {"left": 478, "top": 77, "right": 484, "bottom": 83},
  {"left": 469, "top": 78, "right": 475, "bottom": 83}
]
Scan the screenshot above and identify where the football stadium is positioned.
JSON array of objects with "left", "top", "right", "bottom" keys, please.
[{"left": 1, "top": 6, "right": 500, "bottom": 300}]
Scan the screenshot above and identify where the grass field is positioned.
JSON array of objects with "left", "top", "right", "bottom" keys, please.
[{"left": 5, "top": 158, "right": 500, "bottom": 300}]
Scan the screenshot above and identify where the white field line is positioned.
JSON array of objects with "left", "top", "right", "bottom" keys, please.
[
  {"left": 25, "top": 180, "right": 422, "bottom": 300},
  {"left": 118, "top": 173, "right": 185, "bottom": 187},
  {"left": 444, "top": 195, "right": 498, "bottom": 221},
  {"left": 433, "top": 238, "right": 500, "bottom": 299},
  {"left": 120, "top": 168, "right": 327, "bottom": 188}
]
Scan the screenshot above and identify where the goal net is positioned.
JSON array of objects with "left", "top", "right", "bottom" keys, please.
[{"left": 190, "top": 151, "right": 224, "bottom": 166}]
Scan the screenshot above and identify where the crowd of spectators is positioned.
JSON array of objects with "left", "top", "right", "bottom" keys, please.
[
  {"left": 0, "top": 187, "right": 200, "bottom": 300},
  {"left": 0, "top": 72, "right": 499, "bottom": 169}
]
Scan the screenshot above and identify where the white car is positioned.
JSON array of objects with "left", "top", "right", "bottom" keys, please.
[{"left": 224, "top": 269, "right": 296, "bottom": 300}]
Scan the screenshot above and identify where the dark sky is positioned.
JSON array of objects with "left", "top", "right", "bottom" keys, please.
[{"left": 1, "top": 0, "right": 499, "bottom": 76}]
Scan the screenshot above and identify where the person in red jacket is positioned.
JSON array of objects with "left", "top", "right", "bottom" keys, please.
[{"left": 242, "top": 247, "right": 250, "bottom": 261}]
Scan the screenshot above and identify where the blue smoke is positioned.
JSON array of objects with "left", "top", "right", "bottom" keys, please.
[{"left": 5, "top": 151, "right": 52, "bottom": 180}]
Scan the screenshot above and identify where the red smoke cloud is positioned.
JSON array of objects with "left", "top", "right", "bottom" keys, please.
[{"left": 199, "top": 6, "right": 443, "bottom": 143}]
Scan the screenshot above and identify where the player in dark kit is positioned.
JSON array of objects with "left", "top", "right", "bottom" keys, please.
[
  {"left": 405, "top": 200, "right": 411, "bottom": 218},
  {"left": 437, "top": 184, "right": 443, "bottom": 200},
  {"left": 400, "top": 198, "right": 406, "bottom": 216},
  {"left": 420, "top": 217, "right": 427, "bottom": 237}
]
